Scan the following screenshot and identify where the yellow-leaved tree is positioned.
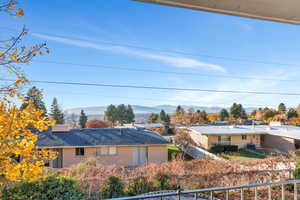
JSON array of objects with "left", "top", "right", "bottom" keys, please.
[{"left": 0, "top": 0, "right": 56, "bottom": 183}]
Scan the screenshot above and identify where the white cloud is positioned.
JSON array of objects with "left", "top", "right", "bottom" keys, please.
[{"left": 32, "top": 33, "right": 225, "bottom": 72}]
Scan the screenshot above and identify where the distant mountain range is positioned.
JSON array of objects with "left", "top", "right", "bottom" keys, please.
[{"left": 64, "top": 105, "right": 257, "bottom": 122}]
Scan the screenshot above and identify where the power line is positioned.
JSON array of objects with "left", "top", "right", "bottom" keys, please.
[
  {"left": 35, "top": 60, "right": 299, "bottom": 82},
  {"left": 2, "top": 78, "right": 300, "bottom": 96}
]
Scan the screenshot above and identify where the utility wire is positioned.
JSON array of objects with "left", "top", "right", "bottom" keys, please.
[
  {"left": 36, "top": 60, "right": 298, "bottom": 82},
  {"left": 2, "top": 78, "right": 300, "bottom": 96}
]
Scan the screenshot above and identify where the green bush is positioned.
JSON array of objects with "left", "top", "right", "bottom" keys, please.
[
  {"left": 101, "top": 176, "right": 125, "bottom": 199},
  {"left": 0, "top": 175, "right": 87, "bottom": 200},
  {"left": 294, "top": 162, "right": 300, "bottom": 179},
  {"left": 126, "top": 177, "right": 154, "bottom": 196},
  {"left": 210, "top": 144, "right": 238, "bottom": 153},
  {"left": 153, "top": 173, "right": 176, "bottom": 190}
]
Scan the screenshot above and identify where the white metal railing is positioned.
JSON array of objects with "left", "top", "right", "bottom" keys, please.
[{"left": 106, "top": 179, "right": 300, "bottom": 200}]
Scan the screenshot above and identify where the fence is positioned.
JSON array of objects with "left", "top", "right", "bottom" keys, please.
[{"left": 107, "top": 179, "right": 300, "bottom": 200}]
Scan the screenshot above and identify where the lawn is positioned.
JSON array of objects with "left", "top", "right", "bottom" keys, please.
[
  {"left": 219, "top": 149, "right": 266, "bottom": 161},
  {"left": 167, "top": 145, "right": 193, "bottom": 161}
]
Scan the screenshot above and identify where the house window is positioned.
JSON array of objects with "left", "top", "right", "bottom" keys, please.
[
  {"left": 218, "top": 136, "right": 231, "bottom": 145},
  {"left": 99, "top": 146, "right": 117, "bottom": 155},
  {"left": 242, "top": 135, "right": 247, "bottom": 140},
  {"left": 75, "top": 148, "right": 85, "bottom": 156}
]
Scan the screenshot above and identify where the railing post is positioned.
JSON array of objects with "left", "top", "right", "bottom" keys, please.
[
  {"left": 294, "top": 182, "right": 297, "bottom": 200},
  {"left": 282, "top": 184, "right": 285, "bottom": 200},
  {"left": 254, "top": 187, "right": 258, "bottom": 200},
  {"left": 210, "top": 191, "right": 213, "bottom": 200},
  {"left": 226, "top": 190, "right": 229, "bottom": 200},
  {"left": 268, "top": 185, "right": 272, "bottom": 200},
  {"left": 240, "top": 188, "right": 244, "bottom": 200},
  {"left": 194, "top": 192, "right": 197, "bottom": 200}
]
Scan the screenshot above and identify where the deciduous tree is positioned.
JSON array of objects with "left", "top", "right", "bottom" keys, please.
[
  {"left": 86, "top": 119, "right": 111, "bottom": 128},
  {"left": 0, "top": 1, "right": 55, "bottom": 183}
]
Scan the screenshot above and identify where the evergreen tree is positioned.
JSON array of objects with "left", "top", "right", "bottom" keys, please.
[
  {"left": 159, "top": 110, "right": 168, "bottom": 122},
  {"left": 104, "top": 104, "right": 118, "bottom": 125},
  {"left": 148, "top": 113, "right": 159, "bottom": 123},
  {"left": 287, "top": 108, "right": 298, "bottom": 119},
  {"left": 219, "top": 108, "right": 229, "bottom": 121},
  {"left": 278, "top": 103, "right": 287, "bottom": 112},
  {"left": 20, "top": 86, "right": 47, "bottom": 115},
  {"left": 125, "top": 105, "right": 135, "bottom": 123},
  {"left": 116, "top": 104, "right": 127, "bottom": 125},
  {"left": 49, "top": 97, "right": 64, "bottom": 124},
  {"left": 79, "top": 109, "right": 88, "bottom": 128}
]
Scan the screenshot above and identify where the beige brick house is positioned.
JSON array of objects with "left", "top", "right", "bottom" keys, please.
[
  {"left": 189, "top": 125, "right": 300, "bottom": 153},
  {"left": 37, "top": 128, "right": 170, "bottom": 168}
]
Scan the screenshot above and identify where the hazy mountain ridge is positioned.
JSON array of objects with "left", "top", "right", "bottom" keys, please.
[{"left": 64, "top": 105, "right": 257, "bottom": 121}]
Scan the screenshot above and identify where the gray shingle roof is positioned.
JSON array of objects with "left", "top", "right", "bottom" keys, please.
[
  {"left": 37, "top": 128, "right": 170, "bottom": 147},
  {"left": 190, "top": 125, "right": 300, "bottom": 139}
]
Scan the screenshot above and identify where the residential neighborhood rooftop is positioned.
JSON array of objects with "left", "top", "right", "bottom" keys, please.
[
  {"left": 37, "top": 128, "right": 170, "bottom": 148},
  {"left": 190, "top": 125, "right": 300, "bottom": 140}
]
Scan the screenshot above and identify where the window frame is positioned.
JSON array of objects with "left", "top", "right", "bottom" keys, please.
[
  {"left": 98, "top": 146, "right": 117, "bottom": 156},
  {"left": 75, "top": 147, "right": 85, "bottom": 156},
  {"left": 218, "top": 135, "right": 231, "bottom": 145}
]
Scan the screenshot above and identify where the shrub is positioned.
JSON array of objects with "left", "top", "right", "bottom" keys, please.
[
  {"left": 294, "top": 162, "right": 300, "bottom": 179},
  {"left": 101, "top": 176, "right": 125, "bottom": 199},
  {"left": 210, "top": 145, "right": 238, "bottom": 153},
  {"left": 126, "top": 177, "right": 154, "bottom": 196},
  {"left": 0, "top": 175, "right": 87, "bottom": 200},
  {"left": 153, "top": 173, "right": 176, "bottom": 190}
]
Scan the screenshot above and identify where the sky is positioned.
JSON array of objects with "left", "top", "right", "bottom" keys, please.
[{"left": 3, "top": 0, "right": 300, "bottom": 110}]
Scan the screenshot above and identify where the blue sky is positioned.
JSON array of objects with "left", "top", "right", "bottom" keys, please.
[{"left": 3, "top": 0, "right": 300, "bottom": 110}]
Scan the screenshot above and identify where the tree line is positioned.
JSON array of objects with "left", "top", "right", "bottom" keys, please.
[{"left": 20, "top": 87, "right": 136, "bottom": 128}]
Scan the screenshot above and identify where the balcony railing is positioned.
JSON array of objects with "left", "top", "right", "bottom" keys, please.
[{"left": 106, "top": 179, "right": 300, "bottom": 200}]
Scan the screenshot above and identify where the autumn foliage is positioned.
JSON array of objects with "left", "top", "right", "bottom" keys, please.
[
  {"left": 86, "top": 119, "right": 112, "bottom": 128},
  {"left": 0, "top": 0, "right": 56, "bottom": 184},
  {"left": 60, "top": 157, "right": 295, "bottom": 196}
]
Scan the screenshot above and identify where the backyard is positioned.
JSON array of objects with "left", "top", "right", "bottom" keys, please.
[
  {"left": 218, "top": 149, "right": 266, "bottom": 161},
  {"left": 167, "top": 145, "right": 194, "bottom": 161}
]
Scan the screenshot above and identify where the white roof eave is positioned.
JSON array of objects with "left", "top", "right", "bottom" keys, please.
[{"left": 135, "top": 0, "right": 300, "bottom": 25}]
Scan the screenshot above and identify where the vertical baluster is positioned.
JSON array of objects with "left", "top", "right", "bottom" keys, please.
[
  {"left": 282, "top": 184, "right": 285, "bottom": 200},
  {"left": 268, "top": 185, "right": 272, "bottom": 200},
  {"left": 226, "top": 190, "right": 229, "bottom": 200},
  {"left": 294, "top": 182, "right": 297, "bottom": 200},
  {"left": 254, "top": 187, "right": 258, "bottom": 200},
  {"left": 160, "top": 196, "right": 163, "bottom": 200},
  {"left": 194, "top": 192, "right": 197, "bottom": 200},
  {"left": 240, "top": 188, "right": 244, "bottom": 200},
  {"left": 210, "top": 191, "right": 213, "bottom": 200}
]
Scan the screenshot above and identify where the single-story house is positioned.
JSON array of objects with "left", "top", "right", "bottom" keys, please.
[
  {"left": 37, "top": 128, "right": 170, "bottom": 168},
  {"left": 189, "top": 125, "right": 300, "bottom": 153}
]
